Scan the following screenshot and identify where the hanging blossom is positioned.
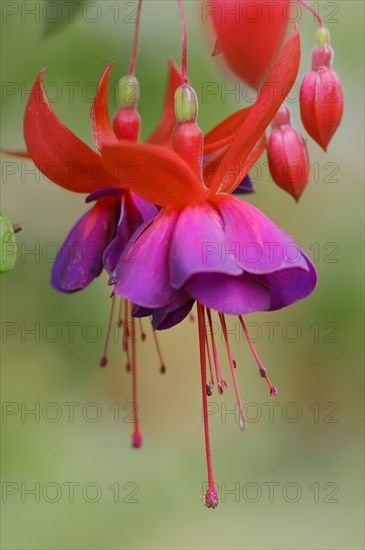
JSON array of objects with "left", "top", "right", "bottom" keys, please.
[
  {"left": 100, "top": 19, "right": 317, "bottom": 508},
  {"left": 207, "top": 0, "right": 344, "bottom": 200},
  {"left": 5, "top": 0, "right": 266, "bottom": 449}
]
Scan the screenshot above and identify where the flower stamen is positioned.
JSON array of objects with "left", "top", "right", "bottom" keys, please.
[
  {"left": 219, "top": 313, "right": 246, "bottom": 431},
  {"left": 206, "top": 308, "right": 226, "bottom": 395},
  {"left": 152, "top": 329, "right": 166, "bottom": 374},
  {"left": 239, "top": 316, "right": 278, "bottom": 397},
  {"left": 130, "top": 316, "right": 142, "bottom": 448},
  {"left": 99, "top": 295, "right": 117, "bottom": 367}
]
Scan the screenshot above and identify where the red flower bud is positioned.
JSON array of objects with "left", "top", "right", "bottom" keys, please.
[
  {"left": 300, "top": 29, "right": 344, "bottom": 151},
  {"left": 113, "top": 107, "right": 141, "bottom": 141},
  {"left": 267, "top": 105, "right": 310, "bottom": 201}
]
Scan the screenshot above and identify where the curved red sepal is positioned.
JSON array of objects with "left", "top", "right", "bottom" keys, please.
[
  {"left": 24, "top": 69, "right": 117, "bottom": 193},
  {"left": 210, "top": 0, "right": 290, "bottom": 86},
  {"left": 204, "top": 106, "right": 252, "bottom": 155},
  {"left": 1, "top": 149, "right": 31, "bottom": 159},
  {"left": 147, "top": 59, "right": 182, "bottom": 146},
  {"left": 100, "top": 141, "right": 206, "bottom": 207},
  {"left": 91, "top": 62, "right": 119, "bottom": 151},
  {"left": 209, "top": 28, "right": 301, "bottom": 195}
]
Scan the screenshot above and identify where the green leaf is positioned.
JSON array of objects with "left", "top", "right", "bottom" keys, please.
[
  {"left": 0, "top": 213, "right": 17, "bottom": 273},
  {"left": 43, "top": 0, "right": 86, "bottom": 37}
]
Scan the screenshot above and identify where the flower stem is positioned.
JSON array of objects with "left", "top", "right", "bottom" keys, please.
[
  {"left": 178, "top": 0, "right": 189, "bottom": 84},
  {"left": 128, "top": 0, "right": 143, "bottom": 75},
  {"left": 297, "top": 0, "right": 324, "bottom": 27}
]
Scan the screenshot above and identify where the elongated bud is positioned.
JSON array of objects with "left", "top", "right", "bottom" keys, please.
[
  {"left": 267, "top": 105, "right": 310, "bottom": 202},
  {"left": 172, "top": 85, "right": 204, "bottom": 182},
  {"left": 300, "top": 28, "right": 344, "bottom": 151},
  {"left": 113, "top": 75, "right": 141, "bottom": 141}
]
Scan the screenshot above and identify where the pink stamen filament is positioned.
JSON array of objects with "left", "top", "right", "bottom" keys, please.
[
  {"left": 178, "top": 0, "right": 189, "bottom": 84},
  {"left": 130, "top": 316, "right": 142, "bottom": 448},
  {"left": 118, "top": 298, "right": 124, "bottom": 328},
  {"left": 138, "top": 319, "right": 146, "bottom": 341},
  {"left": 297, "top": 0, "right": 324, "bottom": 26},
  {"left": 128, "top": 0, "right": 143, "bottom": 75},
  {"left": 197, "top": 304, "right": 218, "bottom": 508},
  {"left": 219, "top": 314, "right": 246, "bottom": 431},
  {"left": 239, "top": 316, "right": 277, "bottom": 397},
  {"left": 99, "top": 295, "right": 117, "bottom": 367},
  {"left": 152, "top": 328, "right": 166, "bottom": 374},
  {"left": 202, "top": 307, "right": 214, "bottom": 392},
  {"left": 206, "top": 309, "right": 226, "bottom": 394},
  {"left": 123, "top": 301, "right": 131, "bottom": 371}
]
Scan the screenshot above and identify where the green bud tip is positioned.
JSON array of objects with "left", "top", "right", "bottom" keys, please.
[
  {"left": 175, "top": 85, "right": 198, "bottom": 123},
  {"left": 118, "top": 75, "right": 140, "bottom": 108},
  {"left": 316, "top": 27, "right": 330, "bottom": 47}
]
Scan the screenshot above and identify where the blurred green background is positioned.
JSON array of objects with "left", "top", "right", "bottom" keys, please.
[{"left": 1, "top": 1, "right": 364, "bottom": 549}]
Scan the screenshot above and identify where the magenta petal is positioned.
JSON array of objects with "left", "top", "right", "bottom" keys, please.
[
  {"left": 52, "top": 200, "right": 118, "bottom": 293},
  {"left": 186, "top": 272, "right": 271, "bottom": 315},
  {"left": 169, "top": 202, "right": 242, "bottom": 289},
  {"left": 215, "top": 195, "right": 309, "bottom": 274},
  {"left": 114, "top": 209, "right": 181, "bottom": 308}
]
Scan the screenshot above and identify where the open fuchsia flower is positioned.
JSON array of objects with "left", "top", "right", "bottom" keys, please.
[
  {"left": 7, "top": 0, "right": 341, "bottom": 509},
  {"left": 207, "top": 0, "right": 344, "bottom": 201},
  {"left": 100, "top": 7, "right": 316, "bottom": 505},
  {"left": 5, "top": 0, "right": 263, "bottom": 446}
]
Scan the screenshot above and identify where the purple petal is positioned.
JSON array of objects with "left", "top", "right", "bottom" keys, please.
[
  {"left": 103, "top": 193, "right": 158, "bottom": 274},
  {"left": 169, "top": 202, "right": 242, "bottom": 289},
  {"left": 113, "top": 209, "right": 181, "bottom": 308},
  {"left": 233, "top": 175, "right": 255, "bottom": 194},
  {"left": 52, "top": 200, "right": 118, "bottom": 293},
  {"left": 186, "top": 272, "right": 271, "bottom": 315},
  {"left": 258, "top": 253, "right": 317, "bottom": 310},
  {"left": 108, "top": 217, "right": 156, "bottom": 286},
  {"left": 86, "top": 187, "right": 124, "bottom": 203},
  {"left": 131, "top": 192, "right": 159, "bottom": 223},
  {"left": 150, "top": 292, "right": 194, "bottom": 330},
  {"left": 103, "top": 197, "right": 131, "bottom": 274},
  {"left": 215, "top": 195, "right": 309, "bottom": 274}
]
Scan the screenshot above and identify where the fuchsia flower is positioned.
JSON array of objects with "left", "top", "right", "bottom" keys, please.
[
  {"left": 99, "top": 28, "right": 317, "bottom": 508},
  {"left": 267, "top": 104, "right": 310, "bottom": 201},
  {"left": 16, "top": 60, "right": 183, "bottom": 291},
  {"left": 300, "top": 27, "right": 344, "bottom": 151}
]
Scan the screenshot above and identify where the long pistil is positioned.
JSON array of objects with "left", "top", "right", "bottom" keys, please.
[{"left": 197, "top": 304, "right": 219, "bottom": 509}]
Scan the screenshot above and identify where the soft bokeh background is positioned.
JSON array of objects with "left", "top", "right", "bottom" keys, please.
[{"left": 1, "top": 1, "right": 364, "bottom": 548}]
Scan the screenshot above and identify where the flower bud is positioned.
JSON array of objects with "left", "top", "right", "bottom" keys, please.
[
  {"left": 300, "top": 28, "right": 344, "bottom": 151},
  {"left": 113, "top": 75, "right": 141, "bottom": 141},
  {"left": 267, "top": 105, "right": 310, "bottom": 201},
  {"left": 113, "top": 108, "right": 141, "bottom": 141}
]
